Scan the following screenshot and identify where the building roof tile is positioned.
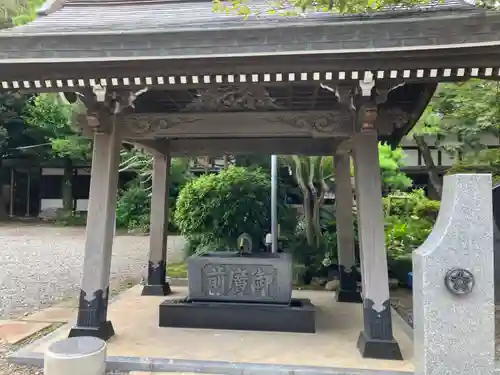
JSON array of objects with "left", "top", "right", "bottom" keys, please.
[{"left": 3, "top": 0, "right": 475, "bottom": 35}]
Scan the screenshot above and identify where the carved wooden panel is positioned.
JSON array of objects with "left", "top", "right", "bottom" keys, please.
[
  {"left": 182, "top": 86, "right": 282, "bottom": 112},
  {"left": 376, "top": 107, "right": 411, "bottom": 135}
]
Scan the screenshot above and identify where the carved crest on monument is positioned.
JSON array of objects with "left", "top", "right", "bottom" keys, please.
[
  {"left": 261, "top": 110, "right": 353, "bottom": 135},
  {"left": 183, "top": 86, "right": 282, "bottom": 112}
]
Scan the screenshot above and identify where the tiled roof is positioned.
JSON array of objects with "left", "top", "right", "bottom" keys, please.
[{"left": 3, "top": 0, "right": 476, "bottom": 35}]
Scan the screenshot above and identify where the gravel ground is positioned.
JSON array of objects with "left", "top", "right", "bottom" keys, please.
[
  {"left": 0, "top": 223, "right": 186, "bottom": 375},
  {"left": 0, "top": 224, "right": 186, "bottom": 319}
]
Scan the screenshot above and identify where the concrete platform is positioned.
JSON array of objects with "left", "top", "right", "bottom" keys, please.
[{"left": 9, "top": 285, "right": 414, "bottom": 375}]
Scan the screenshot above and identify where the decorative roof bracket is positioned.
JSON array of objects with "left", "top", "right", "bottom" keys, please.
[{"left": 76, "top": 87, "right": 148, "bottom": 135}]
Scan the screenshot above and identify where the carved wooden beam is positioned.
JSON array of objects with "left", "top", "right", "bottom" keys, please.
[{"left": 116, "top": 110, "right": 355, "bottom": 139}]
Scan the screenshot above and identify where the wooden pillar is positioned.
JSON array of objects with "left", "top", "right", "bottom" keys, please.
[
  {"left": 69, "top": 120, "right": 122, "bottom": 341},
  {"left": 353, "top": 129, "right": 402, "bottom": 360},
  {"left": 334, "top": 152, "right": 362, "bottom": 303},
  {"left": 142, "top": 148, "right": 172, "bottom": 296}
]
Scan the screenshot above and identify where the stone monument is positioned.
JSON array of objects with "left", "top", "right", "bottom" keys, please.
[
  {"left": 159, "top": 245, "right": 315, "bottom": 333},
  {"left": 413, "top": 174, "right": 494, "bottom": 375}
]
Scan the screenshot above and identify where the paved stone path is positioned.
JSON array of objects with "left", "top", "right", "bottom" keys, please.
[{"left": 0, "top": 224, "right": 186, "bottom": 319}]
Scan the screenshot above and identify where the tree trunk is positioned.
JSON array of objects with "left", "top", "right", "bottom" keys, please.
[
  {"left": 312, "top": 192, "right": 326, "bottom": 249},
  {"left": 223, "top": 154, "right": 229, "bottom": 169},
  {"left": 413, "top": 134, "right": 442, "bottom": 199},
  {"left": 292, "top": 155, "right": 315, "bottom": 246},
  {"left": 302, "top": 189, "right": 314, "bottom": 246},
  {"left": 301, "top": 189, "right": 315, "bottom": 285},
  {"left": 62, "top": 160, "right": 74, "bottom": 213}
]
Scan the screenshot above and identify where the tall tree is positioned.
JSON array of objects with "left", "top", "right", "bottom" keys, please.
[
  {"left": 23, "top": 94, "right": 91, "bottom": 212},
  {"left": 0, "top": 0, "right": 49, "bottom": 217},
  {"left": 281, "top": 144, "right": 411, "bottom": 248},
  {"left": 119, "top": 147, "right": 193, "bottom": 191},
  {"left": 410, "top": 80, "right": 500, "bottom": 198},
  {"left": 281, "top": 156, "right": 333, "bottom": 248},
  {"left": 0, "top": 92, "right": 48, "bottom": 217}
]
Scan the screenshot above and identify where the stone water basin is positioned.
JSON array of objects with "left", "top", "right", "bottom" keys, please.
[{"left": 187, "top": 251, "right": 293, "bottom": 304}]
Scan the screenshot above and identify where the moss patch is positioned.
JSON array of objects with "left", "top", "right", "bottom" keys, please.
[{"left": 168, "top": 262, "right": 187, "bottom": 278}]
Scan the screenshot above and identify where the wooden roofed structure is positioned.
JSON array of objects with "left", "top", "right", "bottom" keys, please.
[
  {"left": 0, "top": 0, "right": 499, "bottom": 155},
  {"left": 1, "top": 0, "right": 499, "bottom": 363}
]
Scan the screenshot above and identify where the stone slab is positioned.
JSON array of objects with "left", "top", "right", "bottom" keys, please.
[
  {"left": 0, "top": 320, "right": 52, "bottom": 344},
  {"left": 21, "top": 307, "right": 76, "bottom": 323},
  {"left": 159, "top": 298, "right": 315, "bottom": 333}
]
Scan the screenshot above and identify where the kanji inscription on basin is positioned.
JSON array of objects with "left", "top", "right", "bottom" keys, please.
[
  {"left": 188, "top": 252, "right": 293, "bottom": 304},
  {"left": 204, "top": 264, "right": 277, "bottom": 298}
]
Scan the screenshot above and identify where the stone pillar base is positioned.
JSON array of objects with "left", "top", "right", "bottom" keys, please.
[
  {"left": 336, "top": 290, "right": 362, "bottom": 303},
  {"left": 68, "top": 321, "right": 115, "bottom": 342},
  {"left": 141, "top": 282, "right": 171, "bottom": 296},
  {"left": 357, "top": 331, "right": 403, "bottom": 360}
]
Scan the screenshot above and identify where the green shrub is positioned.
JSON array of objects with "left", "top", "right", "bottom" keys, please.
[
  {"left": 414, "top": 200, "right": 440, "bottom": 220},
  {"left": 175, "top": 166, "right": 297, "bottom": 253},
  {"left": 378, "top": 143, "right": 413, "bottom": 193},
  {"left": 168, "top": 197, "right": 180, "bottom": 234},
  {"left": 384, "top": 189, "right": 440, "bottom": 283},
  {"left": 385, "top": 216, "right": 432, "bottom": 284},
  {"left": 115, "top": 182, "right": 183, "bottom": 234},
  {"left": 287, "top": 223, "right": 341, "bottom": 283},
  {"left": 383, "top": 189, "right": 440, "bottom": 220},
  {"left": 116, "top": 183, "right": 151, "bottom": 233},
  {"left": 183, "top": 234, "right": 233, "bottom": 258},
  {"left": 385, "top": 215, "right": 433, "bottom": 260}
]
